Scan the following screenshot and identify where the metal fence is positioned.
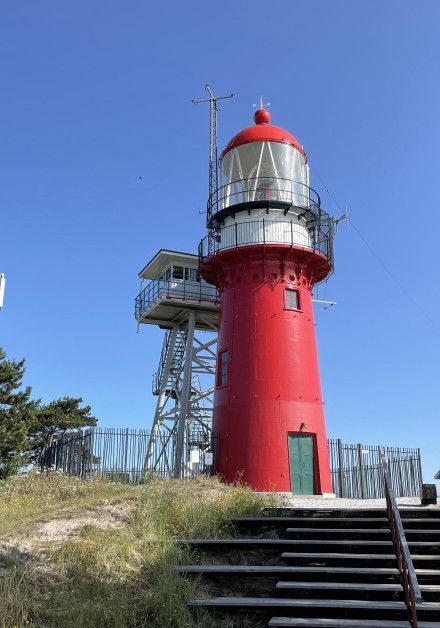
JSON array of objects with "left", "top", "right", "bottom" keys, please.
[
  {"left": 41, "top": 428, "right": 212, "bottom": 482},
  {"left": 328, "top": 439, "right": 422, "bottom": 499},
  {"left": 42, "top": 429, "right": 423, "bottom": 498}
]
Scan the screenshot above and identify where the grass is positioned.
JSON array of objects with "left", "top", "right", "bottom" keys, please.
[
  {"left": 0, "top": 472, "right": 140, "bottom": 536},
  {"left": 0, "top": 473, "right": 277, "bottom": 627}
]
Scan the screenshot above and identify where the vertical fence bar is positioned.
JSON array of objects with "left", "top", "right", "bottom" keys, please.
[{"left": 337, "top": 439, "right": 344, "bottom": 498}]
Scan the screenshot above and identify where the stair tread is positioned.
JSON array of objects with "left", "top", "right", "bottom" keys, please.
[
  {"left": 189, "top": 596, "right": 408, "bottom": 609},
  {"left": 189, "top": 596, "right": 440, "bottom": 610},
  {"left": 286, "top": 528, "right": 392, "bottom": 534},
  {"left": 268, "top": 620, "right": 411, "bottom": 627},
  {"left": 276, "top": 581, "right": 402, "bottom": 591},
  {"left": 281, "top": 552, "right": 440, "bottom": 560},
  {"left": 268, "top": 619, "right": 440, "bottom": 627},
  {"left": 231, "top": 517, "right": 390, "bottom": 523},
  {"left": 183, "top": 539, "right": 394, "bottom": 545},
  {"left": 178, "top": 565, "right": 399, "bottom": 574}
]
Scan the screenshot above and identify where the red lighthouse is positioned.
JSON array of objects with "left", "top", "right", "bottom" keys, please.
[{"left": 200, "top": 108, "right": 334, "bottom": 494}]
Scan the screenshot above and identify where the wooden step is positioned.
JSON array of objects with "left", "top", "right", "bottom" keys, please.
[
  {"left": 189, "top": 596, "right": 440, "bottom": 617},
  {"left": 263, "top": 509, "right": 390, "bottom": 518},
  {"left": 269, "top": 619, "right": 411, "bottom": 627},
  {"left": 280, "top": 552, "right": 440, "bottom": 568},
  {"left": 275, "top": 580, "right": 405, "bottom": 601},
  {"left": 285, "top": 527, "right": 392, "bottom": 536},
  {"left": 189, "top": 596, "right": 408, "bottom": 615},
  {"left": 178, "top": 565, "right": 399, "bottom": 576},
  {"left": 268, "top": 618, "right": 440, "bottom": 627},
  {"left": 231, "top": 517, "right": 390, "bottom": 527},
  {"left": 182, "top": 539, "right": 394, "bottom": 550},
  {"left": 276, "top": 581, "right": 402, "bottom": 593}
]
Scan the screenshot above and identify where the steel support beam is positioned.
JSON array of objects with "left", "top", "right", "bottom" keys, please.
[{"left": 173, "top": 310, "right": 196, "bottom": 478}]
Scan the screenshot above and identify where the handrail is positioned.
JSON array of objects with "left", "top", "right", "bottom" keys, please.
[
  {"left": 135, "top": 278, "right": 219, "bottom": 320},
  {"left": 380, "top": 447, "right": 422, "bottom": 627}
]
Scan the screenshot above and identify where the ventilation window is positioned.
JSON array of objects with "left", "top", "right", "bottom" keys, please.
[
  {"left": 217, "top": 350, "right": 229, "bottom": 387},
  {"left": 285, "top": 288, "right": 300, "bottom": 310}
]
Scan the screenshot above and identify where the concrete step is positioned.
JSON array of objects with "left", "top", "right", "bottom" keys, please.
[{"left": 275, "top": 580, "right": 403, "bottom": 601}]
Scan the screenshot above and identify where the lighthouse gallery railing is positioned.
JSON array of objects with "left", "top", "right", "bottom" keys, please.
[{"left": 199, "top": 216, "right": 333, "bottom": 267}]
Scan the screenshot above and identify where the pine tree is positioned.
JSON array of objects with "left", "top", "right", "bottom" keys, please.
[
  {"left": 0, "top": 347, "right": 36, "bottom": 478},
  {"left": 28, "top": 397, "right": 97, "bottom": 463}
]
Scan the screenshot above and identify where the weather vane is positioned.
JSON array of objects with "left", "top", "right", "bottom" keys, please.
[{"left": 253, "top": 96, "right": 270, "bottom": 109}]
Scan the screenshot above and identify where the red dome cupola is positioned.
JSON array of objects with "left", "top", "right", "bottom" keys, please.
[{"left": 222, "top": 108, "right": 307, "bottom": 160}]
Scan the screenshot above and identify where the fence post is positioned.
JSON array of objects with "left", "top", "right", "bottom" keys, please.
[
  {"left": 417, "top": 447, "right": 423, "bottom": 492},
  {"left": 358, "top": 443, "right": 366, "bottom": 499},
  {"left": 124, "top": 428, "right": 129, "bottom": 481},
  {"left": 337, "top": 439, "right": 345, "bottom": 498}
]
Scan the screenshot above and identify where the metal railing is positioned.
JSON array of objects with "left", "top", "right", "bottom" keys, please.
[
  {"left": 380, "top": 448, "right": 422, "bottom": 626},
  {"left": 199, "top": 216, "right": 333, "bottom": 267},
  {"left": 328, "top": 440, "right": 422, "bottom": 499},
  {"left": 208, "top": 177, "right": 321, "bottom": 217},
  {"left": 135, "top": 278, "right": 219, "bottom": 320}
]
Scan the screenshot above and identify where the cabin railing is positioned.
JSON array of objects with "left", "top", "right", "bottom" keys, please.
[
  {"left": 380, "top": 447, "right": 422, "bottom": 627},
  {"left": 135, "top": 278, "right": 219, "bottom": 320}
]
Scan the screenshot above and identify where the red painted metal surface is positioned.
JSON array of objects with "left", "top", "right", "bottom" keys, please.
[
  {"left": 201, "top": 244, "right": 333, "bottom": 493},
  {"left": 221, "top": 109, "right": 307, "bottom": 160}
]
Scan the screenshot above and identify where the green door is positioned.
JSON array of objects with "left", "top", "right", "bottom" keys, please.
[{"left": 288, "top": 434, "right": 315, "bottom": 495}]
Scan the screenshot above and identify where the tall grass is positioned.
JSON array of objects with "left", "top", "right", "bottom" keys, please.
[
  {"left": 0, "top": 474, "right": 277, "bottom": 627},
  {"left": 0, "top": 471, "right": 140, "bottom": 536}
]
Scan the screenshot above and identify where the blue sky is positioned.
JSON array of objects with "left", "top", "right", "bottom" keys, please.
[{"left": 1, "top": 1, "right": 439, "bottom": 483}]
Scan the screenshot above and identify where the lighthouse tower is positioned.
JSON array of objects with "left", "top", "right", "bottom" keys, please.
[{"left": 200, "top": 108, "right": 334, "bottom": 494}]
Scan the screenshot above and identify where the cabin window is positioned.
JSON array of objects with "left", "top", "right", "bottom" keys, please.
[
  {"left": 186, "top": 268, "right": 200, "bottom": 282},
  {"left": 285, "top": 288, "right": 300, "bottom": 310},
  {"left": 172, "top": 266, "right": 184, "bottom": 280},
  {"left": 217, "top": 350, "right": 229, "bottom": 386}
]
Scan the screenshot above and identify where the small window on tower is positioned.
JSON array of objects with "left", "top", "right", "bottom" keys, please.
[
  {"left": 285, "top": 288, "right": 300, "bottom": 311},
  {"left": 217, "top": 350, "right": 229, "bottom": 387}
]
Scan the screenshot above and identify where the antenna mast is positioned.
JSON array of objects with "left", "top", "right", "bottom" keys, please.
[{"left": 192, "top": 84, "right": 234, "bottom": 226}]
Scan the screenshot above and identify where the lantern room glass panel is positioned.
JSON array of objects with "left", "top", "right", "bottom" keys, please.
[{"left": 220, "top": 142, "right": 308, "bottom": 210}]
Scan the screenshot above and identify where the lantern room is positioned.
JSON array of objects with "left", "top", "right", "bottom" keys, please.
[{"left": 211, "top": 109, "right": 311, "bottom": 222}]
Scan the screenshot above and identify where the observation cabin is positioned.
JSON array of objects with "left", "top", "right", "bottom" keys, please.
[
  {"left": 135, "top": 250, "right": 219, "bottom": 331},
  {"left": 199, "top": 108, "right": 333, "bottom": 279}
]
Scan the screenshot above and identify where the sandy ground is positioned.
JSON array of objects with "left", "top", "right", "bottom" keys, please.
[{"left": 0, "top": 501, "right": 134, "bottom": 565}]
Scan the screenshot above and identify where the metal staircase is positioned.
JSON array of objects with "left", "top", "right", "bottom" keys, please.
[{"left": 144, "top": 316, "right": 216, "bottom": 478}]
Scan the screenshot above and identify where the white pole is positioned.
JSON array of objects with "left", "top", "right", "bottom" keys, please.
[{"left": 0, "top": 273, "right": 5, "bottom": 310}]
